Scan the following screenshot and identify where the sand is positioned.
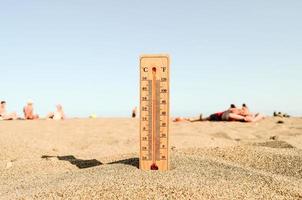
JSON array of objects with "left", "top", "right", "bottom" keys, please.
[{"left": 0, "top": 117, "right": 302, "bottom": 199}]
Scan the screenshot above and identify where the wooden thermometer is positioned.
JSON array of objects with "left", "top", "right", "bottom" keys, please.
[{"left": 139, "top": 54, "right": 170, "bottom": 171}]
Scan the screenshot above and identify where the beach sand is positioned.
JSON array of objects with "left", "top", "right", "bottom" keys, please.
[{"left": 1, "top": 117, "right": 302, "bottom": 199}]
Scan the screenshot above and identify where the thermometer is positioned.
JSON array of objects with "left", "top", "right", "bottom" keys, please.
[{"left": 139, "top": 54, "right": 170, "bottom": 171}]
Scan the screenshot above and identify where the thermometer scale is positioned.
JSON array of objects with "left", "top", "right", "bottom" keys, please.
[{"left": 139, "top": 54, "right": 170, "bottom": 171}]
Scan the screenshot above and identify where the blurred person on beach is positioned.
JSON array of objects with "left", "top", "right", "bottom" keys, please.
[
  {"left": 23, "top": 100, "right": 39, "bottom": 120},
  {"left": 46, "top": 104, "right": 66, "bottom": 120},
  {"left": 132, "top": 106, "right": 137, "bottom": 118},
  {"left": 239, "top": 103, "right": 265, "bottom": 121},
  {"left": 240, "top": 103, "right": 253, "bottom": 116},
  {"left": 174, "top": 104, "right": 265, "bottom": 123},
  {"left": 0, "top": 101, "right": 18, "bottom": 120}
]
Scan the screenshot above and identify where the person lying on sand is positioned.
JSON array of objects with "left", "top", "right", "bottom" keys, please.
[
  {"left": 0, "top": 101, "right": 18, "bottom": 120},
  {"left": 174, "top": 104, "right": 265, "bottom": 123},
  {"left": 190, "top": 104, "right": 245, "bottom": 122},
  {"left": 46, "top": 104, "right": 65, "bottom": 120},
  {"left": 239, "top": 103, "right": 266, "bottom": 122},
  {"left": 240, "top": 103, "right": 256, "bottom": 117},
  {"left": 23, "top": 100, "right": 39, "bottom": 120}
]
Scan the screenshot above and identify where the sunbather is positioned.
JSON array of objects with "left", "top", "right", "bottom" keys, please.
[
  {"left": 0, "top": 101, "right": 18, "bottom": 120},
  {"left": 46, "top": 104, "right": 65, "bottom": 120},
  {"left": 23, "top": 100, "right": 39, "bottom": 120},
  {"left": 239, "top": 103, "right": 254, "bottom": 116},
  {"left": 175, "top": 104, "right": 265, "bottom": 123}
]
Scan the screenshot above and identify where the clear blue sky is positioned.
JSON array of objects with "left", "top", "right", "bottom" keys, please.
[{"left": 1, "top": 1, "right": 301, "bottom": 117}]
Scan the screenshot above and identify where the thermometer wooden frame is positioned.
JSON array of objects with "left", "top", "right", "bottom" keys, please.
[{"left": 139, "top": 54, "right": 170, "bottom": 171}]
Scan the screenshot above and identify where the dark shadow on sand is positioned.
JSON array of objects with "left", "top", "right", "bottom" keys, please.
[
  {"left": 41, "top": 155, "right": 102, "bottom": 169},
  {"left": 108, "top": 157, "right": 139, "bottom": 168}
]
